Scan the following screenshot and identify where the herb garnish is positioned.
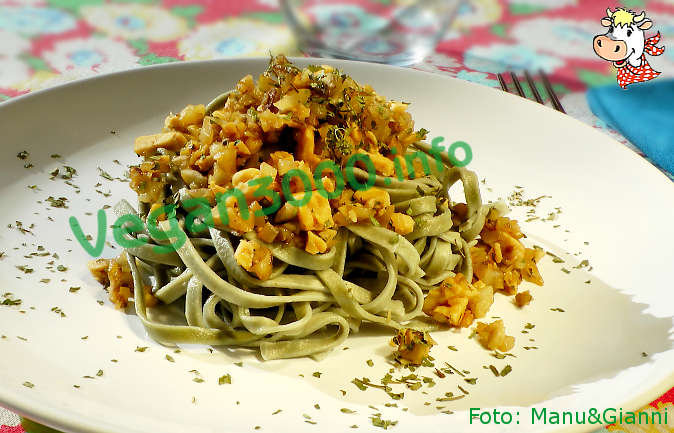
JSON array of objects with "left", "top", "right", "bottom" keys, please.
[
  {"left": 46, "top": 196, "right": 68, "bottom": 208},
  {"left": 61, "top": 166, "right": 77, "bottom": 179},
  {"left": 2, "top": 293, "right": 21, "bottom": 306},
  {"left": 50, "top": 306, "right": 66, "bottom": 317},
  {"left": 218, "top": 374, "right": 231, "bottom": 385},
  {"left": 97, "top": 167, "right": 114, "bottom": 181},
  {"left": 370, "top": 414, "right": 397, "bottom": 430}
]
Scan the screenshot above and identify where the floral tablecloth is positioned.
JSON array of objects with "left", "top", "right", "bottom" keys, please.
[{"left": 0, "top": 0, "right": 672, "bottom": 432}]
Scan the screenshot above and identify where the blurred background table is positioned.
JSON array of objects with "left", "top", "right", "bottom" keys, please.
[{"left": 0, "top": 0, "right": 672, "bottom": 432}]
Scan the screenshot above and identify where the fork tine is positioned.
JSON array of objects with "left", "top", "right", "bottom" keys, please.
[
  {"left": 497, "top": 73, "right": 508, "bottom": 92},
  {"left": 523, "top": 70, "right": 544, "bottom": 104},
  {"left": 539, "top": 70, "right": 566, "bottom": 113},
  {"left": 509, "top": 72, "right": 525, "bottom": 97}
]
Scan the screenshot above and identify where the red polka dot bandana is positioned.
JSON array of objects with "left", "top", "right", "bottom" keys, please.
[{"left": 616, "top": 32, "right": 665, "bottom": 89}]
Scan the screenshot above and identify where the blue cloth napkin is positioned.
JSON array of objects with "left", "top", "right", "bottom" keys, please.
[{"left": 587, "top": 79, "right": 674, "bottom": 175}]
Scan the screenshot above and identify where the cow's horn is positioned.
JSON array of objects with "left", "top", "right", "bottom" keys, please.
[
  {"left": 633, "top": 11, "right": 645, "bottom": 22},
  {"left": 606, "top": 8, "right": 613, "bottom": 17}
]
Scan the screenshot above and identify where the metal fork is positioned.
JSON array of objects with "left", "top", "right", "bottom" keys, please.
[{"left": 497, "top": 71, "right": 565, "bottom": 113}]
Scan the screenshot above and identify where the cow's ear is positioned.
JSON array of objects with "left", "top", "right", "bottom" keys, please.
[
  {"left": 601, "top": 18, "right": 612, "bottom": 27},
  {"left": 638, "top": 19, "right": 652, "bottom": 30}
]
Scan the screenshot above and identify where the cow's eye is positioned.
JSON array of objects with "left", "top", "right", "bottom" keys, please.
[{"left": 627, "top": 29, "right": 632, "bottom": 37}]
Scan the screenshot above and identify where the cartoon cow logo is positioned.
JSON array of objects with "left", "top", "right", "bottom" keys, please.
[{"left": 593, "top": 8, "right": 665, "bottom": 89}]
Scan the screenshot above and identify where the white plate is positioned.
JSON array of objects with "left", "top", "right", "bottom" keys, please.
[{"left": 0, "top": 58, "right": 672, "bottom": 433}]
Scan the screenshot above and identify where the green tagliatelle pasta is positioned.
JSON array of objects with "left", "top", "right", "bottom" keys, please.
[
  {"left": 119, "top": 149, "right": 493, "bottom": 360},
  {"left": 107, "top": 55, "right": 504, "bottom": 360}
]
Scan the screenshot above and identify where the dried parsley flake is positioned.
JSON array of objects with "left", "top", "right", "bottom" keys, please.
[
  {"left": 46, "top": 196, "right": 68, "bottom": 208},
  {"left": 370, "top": 414, "right": 397, "bottom": 430},
  {"left": 218, "top": 374, "right": 231, "bottom": 385}
]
